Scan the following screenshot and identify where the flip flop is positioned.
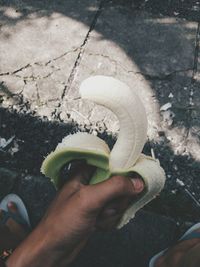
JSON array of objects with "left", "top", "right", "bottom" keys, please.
[
  {"left": 0, "top": 194, "right": 31, "bottom": 228},
  {"left": 149, "top": 222, "right": 200, "bottom": 267}
]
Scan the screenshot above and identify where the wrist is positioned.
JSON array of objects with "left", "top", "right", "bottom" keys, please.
[{"left": 6, "top": 223, "right": 65, "bottom": 267}]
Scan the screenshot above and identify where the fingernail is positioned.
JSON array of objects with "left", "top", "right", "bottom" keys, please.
[
  {"left": 7, "top": 202, "right": 13, "bottom": 208},
  {"left": 131, "top": 178, "right": 144, "bottom": 193}
]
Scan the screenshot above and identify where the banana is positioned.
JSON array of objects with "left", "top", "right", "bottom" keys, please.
[
  {"left": 80, "top": 76, "right": 148, "bottom": 170},
  {"left": 41, "top": 75, "right": 166, "bottom": 228}
]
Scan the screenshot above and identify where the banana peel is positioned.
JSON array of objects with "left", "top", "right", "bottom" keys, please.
[{"left": 41, "top": 76, "right": 166, "bottom": 228}]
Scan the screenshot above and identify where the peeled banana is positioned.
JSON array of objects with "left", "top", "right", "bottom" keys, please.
[{"left": 41, "top": 75, "right": 166, "bottom": 228}]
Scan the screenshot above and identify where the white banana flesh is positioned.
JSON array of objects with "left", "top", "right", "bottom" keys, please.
[
  {"left": 57, "top": 132, "right": 110, "bottom": 155},
  {"left": 80, "top": 76, "right": 148, "bottom": 170},
  {"left": 41, "top": 75, "right": 166, "bottom": 228}
]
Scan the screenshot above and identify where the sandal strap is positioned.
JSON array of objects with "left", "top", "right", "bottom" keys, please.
[
  {"left": 181, "top": 231, "right": 200, "bottom": 241},
  {"left": 0, "top": 210, "right": 27, "bottom": 226}
]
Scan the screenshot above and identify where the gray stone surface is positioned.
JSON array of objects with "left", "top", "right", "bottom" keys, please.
[
  {"left": 0, "top": 0, "right": 98, "bottom": 73},
  {"left": 0, "top": 0, "right": 99, "bottom": 117},
  {"left": 1, "top": 1, "right": 198, "bottom": 148}
]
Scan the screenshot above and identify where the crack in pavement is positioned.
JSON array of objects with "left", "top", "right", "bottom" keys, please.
[
  {"left": 84, "top": 52, "right": 194, "bottom": 80},
  {"left": 0, "top": 48, "right": 80, "bottom": 77},
  {"left": 188, "top": 22, "right": 200, "bottom": 107},
  {"left": 44, "top": 48, "right": 80, "bottom": 66},
  {"left": 53, "top": 0, "right": 107, "bottom": 120},
  {"left": 0, "top": 48, "right": 80, "bottom": 107},
  {"left": 181, "top": 22, "right": 200, "bottom": 143},
  {"left": 15, "top": 70, "right": 59, "bottom": 82},
  {"left": 60, "top": 0, "right": 106, "bottom": 100},
  {"left": 35, "top": 83, "right": 41, "bottom": 104},
  {"left": 1, "top": 0, "right": 107, "bottom": 123},
  {"left": 189, "top": 21, "right": 200, "bottom": 107},
  {"left": 192, "top": 22, "right": 200, "bottom": 82},
  {"left": 0, "top": 64, "right": 31, "bottom": 77}
]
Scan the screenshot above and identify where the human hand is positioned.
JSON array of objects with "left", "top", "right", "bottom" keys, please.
[{"left": 7, "top": 162, "right": 144, "bottom": 267}]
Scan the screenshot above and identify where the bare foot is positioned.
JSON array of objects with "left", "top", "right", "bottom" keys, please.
[
  {"left": 0, "top": 202, "right": 29, "bottom": 252},
  {"left": 155, "top": 232, "right": 200, "bottom": 267}
]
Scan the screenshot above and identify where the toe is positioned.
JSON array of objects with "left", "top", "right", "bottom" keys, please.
[{"left": 7, "top": 202, "right": 18, "bottom": 214}]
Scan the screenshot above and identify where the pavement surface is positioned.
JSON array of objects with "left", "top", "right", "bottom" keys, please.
[{"left": 0, "top": 0, "right": 200, "bottom": 266}]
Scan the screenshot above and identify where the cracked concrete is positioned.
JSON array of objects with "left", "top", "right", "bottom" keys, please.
[
  {"left": 0, "top": 0, "right": 99, "bottom": 72},
  {"left": 0, "top": 1, "right": 199, "bottom": 159},
  {"left": 0, "top": 0, "right": 100, "bottom": 117},
  {"left": 63, "top": 6, "right": 199, "bottom": 153},
  {"left": 0, "top": 0, "right": 199, "bottom": 154}
]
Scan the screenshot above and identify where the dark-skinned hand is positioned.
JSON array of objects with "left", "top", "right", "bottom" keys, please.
[{"left": 7, "top": 163, "right": 144, "bottom": 267}]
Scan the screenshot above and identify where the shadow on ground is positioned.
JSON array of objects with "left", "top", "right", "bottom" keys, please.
[
  {"left": 0, "top": 107, "right": 189, "bottom": 267},
  {"left": 1, "top": 107, "right": 199, "bottom": 266}
]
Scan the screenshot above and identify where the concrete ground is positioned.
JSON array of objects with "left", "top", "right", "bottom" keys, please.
[{"left": 0, "top": 0, "right": 200, "bottom": 266}]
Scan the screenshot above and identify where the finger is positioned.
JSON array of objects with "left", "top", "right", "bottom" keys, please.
[
  {"left": 95, "top": 180, "right": 144, "bottom": 231},
  {"left": 81, "top": 176, "right": 144, "bottom": 213},
  {"left": 100, "top": 196, "right": 132, "bottom": 217},
  {"left": 46, "top": 163, "right": 96, "bottom": 215},
  {"left": 58, "top": 160, "right": 95, "bottom": 188},
  {"left": 60, "top": 164, "right": 95, "bottom": 197},
  {"left": 96, "top": 196, "right": 134, "bottom": 231}
]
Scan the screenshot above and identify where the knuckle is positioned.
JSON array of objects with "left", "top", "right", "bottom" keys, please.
[
  {"left": 78, "top": 187, "right": 90, "bottom": 210},
  {"left": 111, "top": 175, "right": 127, "bottom": 191}
]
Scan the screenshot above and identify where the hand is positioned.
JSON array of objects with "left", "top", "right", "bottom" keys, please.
[{"left": 7, "top": 163, "right": 144, "bottom": 267}]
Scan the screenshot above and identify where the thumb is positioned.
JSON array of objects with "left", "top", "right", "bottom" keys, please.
[{"left": 84, "top": 175, "right": 144, "bottom": 213}]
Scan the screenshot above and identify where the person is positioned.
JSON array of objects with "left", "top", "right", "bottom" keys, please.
[
  {"left": 0, "top": 201, "right": 29, "bottom": 259},
  {"left": 0, "top": 163, "right": 144, "bottom": 267},
  {"left": 0, "top": 163, "right": 200, "bottom": 267},
  {"left": 151, "top": 226, "right": 200, "bottom": 267}
]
